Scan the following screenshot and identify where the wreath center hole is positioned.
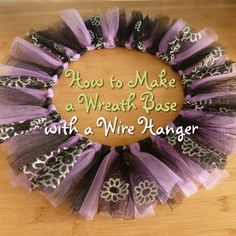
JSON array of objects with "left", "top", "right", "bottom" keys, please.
[{"left": 54, "top": 47, "right": 184, "bottom": 146}]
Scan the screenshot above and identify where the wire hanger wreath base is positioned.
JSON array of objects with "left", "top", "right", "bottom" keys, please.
[{"left": 0, "top": 8, "right": 235, "bottom": 220}]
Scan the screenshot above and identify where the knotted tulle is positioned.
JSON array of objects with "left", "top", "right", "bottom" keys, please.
[
  {"left": 59, "top": 9, "right": 92, "bottom": 49},
  {"left": 10, "top": 37, "right": 67, "bottom": 73},
  {"left": 101, "top": 8, "right": 119, "bottom": 48}
]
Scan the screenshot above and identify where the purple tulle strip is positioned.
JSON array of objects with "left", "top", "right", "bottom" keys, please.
[
  {"left": 130, "top": 143, "right": 182, "bottom": 199},
  {"left": 10, "top": 37, "right": 66, "bottom": 70},
  {"left": 172, "top": 28, "right": 218, "bottom": 65},
  {"left": 41, "top": 143, "right": 102, "bottom": 206},
  {"left": 151, "top": 135, "right": 228, "bottom": 189},
  {"left": 16, "top": 87, "right": 51, "bottom": 100},
  {"left": 186, "top": 91, "right": 236, "bottom": 102},
  {"left": 59, "top": 9, "right": 92, "bottom": 49},
  {"left": 4, "top": 58, "right": 57, "bottom": 81},
  {"left": 0, "top": 86, "right": 45, "bottom": 106},
  {"left": 79, "top": 149, "right": 117, "bottom": 220},
  {"left": 183, "top": 48, "right": 226, "bottom": 75},
  {"left": 148, "top": 136, "right": 199, "bottom": 196},
  {"left": 0, "top": 105, "right": 50, "bottom": 125},
  {"left": 5, "top": 124, "right": 70, "bottom": 171},
  {"left": 10, "top": 136, "right": 95, "bottom": 192},
  {"left": 101, "top": 8, "right": 119, "bottom": 48},
  {"left": 158, "top": 135, "right": 226, "bottom": 185},
  {"left": 158, "top": 19, "right": 187, "bottom": 53},
  {"left": 0, "top": 64, "right": 57, "bottom": 83},
  {"left": 189, "top": 70, "right": 236, "bottom": 90},
  {"left": 181, "top": 110, "right": 236, "bottom": 155}
]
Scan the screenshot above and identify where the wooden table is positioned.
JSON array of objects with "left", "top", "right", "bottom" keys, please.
[{"left": 0, "top": 1, "right": 236, "bottom": 236}]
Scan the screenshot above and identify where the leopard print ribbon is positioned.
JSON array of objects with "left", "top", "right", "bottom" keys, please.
[
  {"left": 28, "top": 137, "right": 92, "bottom": 190},
  {"left": 0, "top": 111, "right": 60, "bottom": 143},
  {"left": 0, "top": 75, "right": 55, "bottom": 89}
]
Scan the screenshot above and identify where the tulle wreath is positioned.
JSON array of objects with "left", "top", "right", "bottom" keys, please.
[{"left": 0, "top": 8, "right": 235, "bottom": 220}]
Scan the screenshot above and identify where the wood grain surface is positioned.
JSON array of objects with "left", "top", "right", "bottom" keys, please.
[{"left": 0, "top": 1, "right": 236, "bottom": 236}]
